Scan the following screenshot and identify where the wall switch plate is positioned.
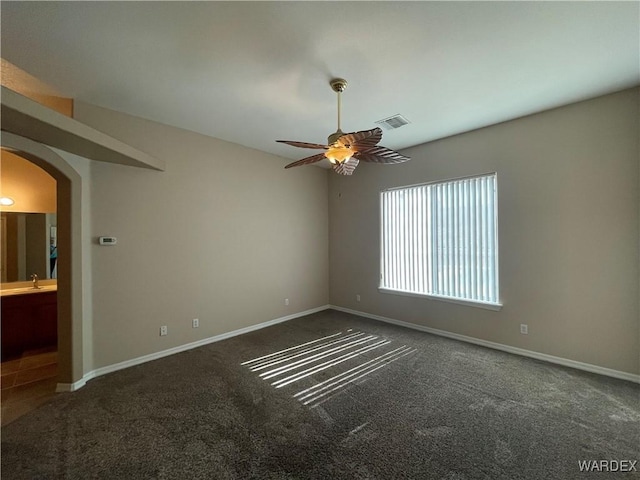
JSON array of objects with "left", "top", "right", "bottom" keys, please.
[
  {"left": 285, "top": 298, "right": 289, "bottom": 306},
  {"left": 192, "top": 318, "right": 199, "bottom": 328},
  {"left": 160, "top": 326, "right": 168, "bottom": 336},
  {"left": 520, "top": 324, "right": 528, "bottom": 335},
  {"left": 356, "top": 294, "right": 361, "bottom": 302}
]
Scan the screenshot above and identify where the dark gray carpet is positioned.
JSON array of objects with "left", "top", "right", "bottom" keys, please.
[{"left": 2, "top": 310, "right": 639, "bottom": 479}]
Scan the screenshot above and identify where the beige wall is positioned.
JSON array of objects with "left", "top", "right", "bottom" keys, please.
[
  {"left": 329, "top": 88, "right": 639, "bottom": 375},
  {"left": 74, "top": 103, "right": 329, "bottom": 368}
]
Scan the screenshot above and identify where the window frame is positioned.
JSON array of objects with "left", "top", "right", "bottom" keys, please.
[{"left": 379, "top": 173, "right": 502, "bottom": 311}]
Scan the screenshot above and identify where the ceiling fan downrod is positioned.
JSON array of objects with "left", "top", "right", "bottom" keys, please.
[{"left": 328, "top": 78, "right": 348, "bottom": 145}]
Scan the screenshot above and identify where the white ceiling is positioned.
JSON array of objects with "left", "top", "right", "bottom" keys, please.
[{"left": 1, "top": 2, "right": 638, "bottom": 164}]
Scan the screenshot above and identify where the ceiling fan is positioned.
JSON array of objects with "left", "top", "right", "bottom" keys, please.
[{"left": 277, "top": 78, "right": 410, "bottom": 175}]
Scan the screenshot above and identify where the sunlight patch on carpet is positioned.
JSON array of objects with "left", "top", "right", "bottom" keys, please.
[{"left": 242, "top": 330, "right": 416, "bottom": 408}]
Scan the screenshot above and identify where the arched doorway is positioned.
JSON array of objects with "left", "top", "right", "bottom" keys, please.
[{"left": 1, "top": 132, "right": 84, "bottom": 387}]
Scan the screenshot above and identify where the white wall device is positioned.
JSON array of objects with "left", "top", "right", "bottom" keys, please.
[{"left": 99, "top": 236, "right": 117, "bottom": 246}]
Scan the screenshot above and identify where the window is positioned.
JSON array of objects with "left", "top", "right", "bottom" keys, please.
[{"left": 380, "top": 173, "right": 500, "bottom": 309}]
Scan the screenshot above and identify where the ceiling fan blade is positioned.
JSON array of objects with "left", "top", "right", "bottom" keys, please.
[
  {"left": 333, "top": 158, "right": 360, "bottom": 176},
  {"left": 337, "top": 127, "right": 382, "bottom": 151},
  {"left": 284, "top": 152, "right": 327, "bottom": 169},
  {"left": 353, "top": 146, "right": 410, "bottom": 164},
  {"left": 277, "top": 140, "right": 328, "bottom": 150}
]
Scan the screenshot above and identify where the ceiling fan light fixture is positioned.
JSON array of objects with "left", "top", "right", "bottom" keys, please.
[{"left": 324, "top": 145, "right": 353, "bottom": 164}]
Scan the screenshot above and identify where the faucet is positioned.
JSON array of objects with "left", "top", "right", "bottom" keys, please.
[{"left": 31, "top": 273, "right": 40, "bottom": 289}]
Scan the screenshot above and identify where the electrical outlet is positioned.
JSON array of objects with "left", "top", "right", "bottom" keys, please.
[
  {"left": 160, "top": 326, "right": 168, "bottom": 336},
  {"left": 520, "top": 324, "right": 528, "bottom": 335},
  {"left": 356, "top": 294, "right": 361, "bottom": 302},
  {"left": 285, "top": 298, "right": 289, "bottom": 306},
  {"left": 192, "top": 318, "right": 199, "bottom": 328}
]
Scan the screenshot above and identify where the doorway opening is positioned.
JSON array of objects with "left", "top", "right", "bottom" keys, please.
[
  {"left": 0, "top": 132, "right": 85, "bottom": 424},
  {"left": 0, "top": 150, "right": 59, "bottom": 424}
]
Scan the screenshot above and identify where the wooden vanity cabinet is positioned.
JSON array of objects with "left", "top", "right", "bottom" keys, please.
[{"left": 1, "top": 291, "right": 57, "bottom": 361}]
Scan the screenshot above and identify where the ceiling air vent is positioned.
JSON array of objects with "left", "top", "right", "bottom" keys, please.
[{"left": 375, "top": 114, "right": 411, "bottom": 130}]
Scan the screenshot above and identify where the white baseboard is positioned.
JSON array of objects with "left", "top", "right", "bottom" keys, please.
[
  {"left": 56, "top": 305, "right": 331, "bottom": 392},
  {"left": 330, "top": 305, "right": 640, "bottom": 384},
  {"left": 57, "top": 303, "right": 638, "bottom": 392},
  {"left": 56, "top": 375, "right": 90, "bottom": 392}
]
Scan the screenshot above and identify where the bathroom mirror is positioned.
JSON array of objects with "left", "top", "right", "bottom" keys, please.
[{"left": 1, "top": 212, "right": 57, "bottom": 282}]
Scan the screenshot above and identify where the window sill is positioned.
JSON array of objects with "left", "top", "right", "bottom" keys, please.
[{"left": 378, "top": 288, "right": 503, "bottom": 311}]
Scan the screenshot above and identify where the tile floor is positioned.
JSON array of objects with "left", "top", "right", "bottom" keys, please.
[{"left": 1, "top": 348, "right": 58, "bottom": 426}]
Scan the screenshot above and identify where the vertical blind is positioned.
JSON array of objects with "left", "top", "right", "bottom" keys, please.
[{"left": 380, "top": 173, "right": 498, "bottom": 305}]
